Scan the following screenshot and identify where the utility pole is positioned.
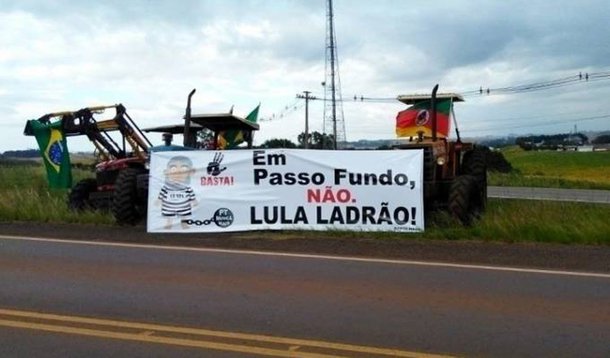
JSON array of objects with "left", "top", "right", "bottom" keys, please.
[{"left": 296, "top": 91, "right": 316, "bottom": 149}]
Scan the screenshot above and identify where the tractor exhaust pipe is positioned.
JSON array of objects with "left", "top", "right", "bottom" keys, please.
[
  {"left": 183, "top": 88, "right": 197, "bottom": 147},
  {"left": 431, "top": 84, "right": 438, "bottom": 142}
]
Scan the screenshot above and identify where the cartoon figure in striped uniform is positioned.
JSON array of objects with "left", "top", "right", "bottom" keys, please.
[{"left": 157, "top": 155, "right": 197, "bottom": 229}]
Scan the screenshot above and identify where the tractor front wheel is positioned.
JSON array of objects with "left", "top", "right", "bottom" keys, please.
[{"left": 68, "top": 178, "right": 97, "bottom": 211}]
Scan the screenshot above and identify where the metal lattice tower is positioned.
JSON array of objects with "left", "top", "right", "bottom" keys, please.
[{"left": 322, "top": 0, "right": 346, "bottom": 149}]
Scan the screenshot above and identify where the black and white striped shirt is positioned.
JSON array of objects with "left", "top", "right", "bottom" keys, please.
[{"left": 158, "top": 181, "right": 196, "bottom": 217}]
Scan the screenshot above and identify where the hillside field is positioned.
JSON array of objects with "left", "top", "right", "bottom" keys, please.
[{"left": 489, "top": 146, "right": 610, "bottom": 190}]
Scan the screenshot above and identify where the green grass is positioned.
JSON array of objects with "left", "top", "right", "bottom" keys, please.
[
  {"left": 1, "top": 159, "right": 608, "bottom": 245},
  {"left": 0, "top": 162, "right": 113, "bottom": 224},
  {"left": 277, "top": 199, "right": 610, "bottom": 245},
  {"left": 490, "top": 146, "right": 610, "bottom": 190},
  {"left": 423, "top": 199, "right": 610, "bottom": 245}
]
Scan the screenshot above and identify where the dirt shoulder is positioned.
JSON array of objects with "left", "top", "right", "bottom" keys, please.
[{"left": 1, "top": 221, "right": 609, "bottom": 273}]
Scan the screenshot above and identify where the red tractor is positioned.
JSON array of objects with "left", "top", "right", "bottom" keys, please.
[
  {"left": 24, "top": 90, "right": 260, "bottom": 225},
  {"left": 394, "top": 85, "right": 487, "bottom": 224},
  {"left": 24, "top": 104, "right": 152, "bottom": 212}
]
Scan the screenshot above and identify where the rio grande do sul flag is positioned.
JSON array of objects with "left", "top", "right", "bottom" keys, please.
[{"left": 395, "top": 99, "right": 452, "bottom": 138}]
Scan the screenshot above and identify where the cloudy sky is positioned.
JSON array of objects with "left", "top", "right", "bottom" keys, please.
[{"left": 2, "top": 0, "right": 609, "bottom": 152}]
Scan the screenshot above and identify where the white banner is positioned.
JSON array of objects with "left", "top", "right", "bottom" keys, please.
[{"left": 147, "top": 149, "right": 424, "bottom": 233}]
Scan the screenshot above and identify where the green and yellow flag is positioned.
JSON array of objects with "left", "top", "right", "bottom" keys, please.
[
  {"left": 26, "top": 119, "right": 72, "bottom": 188},
  {"left": 218, "top": 104, "right": 260, "bottom": 149}
]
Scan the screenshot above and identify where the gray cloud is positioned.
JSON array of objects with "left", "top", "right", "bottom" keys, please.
[{"left": 1, "top": 0, "right": 609, "bottom": 151}]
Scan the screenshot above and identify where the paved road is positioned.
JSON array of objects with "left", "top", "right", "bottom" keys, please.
[
  {"left": 1, "top": 236, "right": 609, "bottom": 357},
  {"left": 488, "top": 186, "right": 610, "bottom": 204}
]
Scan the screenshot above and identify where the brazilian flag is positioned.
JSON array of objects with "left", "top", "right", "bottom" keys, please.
[
  {"left": 26, "top": 119, "right": 72, "bottom": 188},
  {"left": 218, "top": 104, "right": 260, "bottom": 149}
]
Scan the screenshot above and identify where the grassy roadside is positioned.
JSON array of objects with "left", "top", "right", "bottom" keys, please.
[
  {"left": 300, "top": 199, "right": 609, "bottom": 245},
  {"left": 1, "top": 159, "right": 608, "bottom": 245},
  {"left": 424, "top": 199, "right": 610, "bottom": 245},
  {"left": 0, "top": 163, "right": 114, "bottom": 224}
]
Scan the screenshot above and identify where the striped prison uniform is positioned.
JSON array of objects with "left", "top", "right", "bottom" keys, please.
[{"left": 158, "top": 181, "right": 196, "bottom": 217}]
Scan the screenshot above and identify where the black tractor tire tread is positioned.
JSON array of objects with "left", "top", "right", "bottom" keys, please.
[
  {"left": 448, "top": 175, "right": 482, "bottom": 225},
  {"left": 462, "top": 147, "right": 487, "bottom": 180},
  {"left": 68, "top": 178, "right": 97, "bottom": 211},
  {"left": 112, "top": 168, "right": 144, "bottom": 225},
  {"left": 462, "top": 147, "right": 488, "bottom": 213}
]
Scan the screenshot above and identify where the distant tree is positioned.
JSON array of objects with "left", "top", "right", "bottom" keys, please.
[
  {"left": 314, "top": 132, "right": 335, "bottom": 149},
  {"left": 515, "top": 133, "right": 589, "bottom": 150},
  {"left": 515, "top": 137, "right": 534, "bottom": 150},
  {"left": 297, "top": 131, "right": 334, "bottom": 149},
  {"left": 297, "top": 132, "right": 312, "bottom": 148},
  {"left": 592, "top": 134, "right": 610, "bottom": 144},
  {"left": 478, "top": 136, "right": 517, "bottom": 148},
  {"left": 2, "top": 149, "right": 40, "bottom": 158},
  {"left": 259, "top": 138, "right": 297, "bottom": 148}
]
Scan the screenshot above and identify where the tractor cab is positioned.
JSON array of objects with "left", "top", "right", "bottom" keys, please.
[
  {"left": 189, "top": 113, "right": 259, "bottom": 149},
  {"left": 144, "top": 124, "right": 202, "bottom": 151},
  {"left": 144, "top": 89, "right": 259, "bottom": 151}
]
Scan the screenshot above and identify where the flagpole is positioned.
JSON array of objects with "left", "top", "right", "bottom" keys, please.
[
  {"left": 431, "top": 84, "right": 439, "bottom": 142},
  {"left": 451, "top": 99, "right": 461, "bottom": 142}
]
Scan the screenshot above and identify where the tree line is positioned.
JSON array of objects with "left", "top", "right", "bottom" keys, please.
[
  {"left": 515, "top": 133, "right": 589, "bottom": 150},
  {"left": 1, "top": 149, "right": 40, "bottom": 158},
  {"left": 258, "top": 131, "right": 335, "bottom": 149}
]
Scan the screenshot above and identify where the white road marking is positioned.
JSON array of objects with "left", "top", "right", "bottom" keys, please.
[{"left": 1, "top": 234, "right": 609, "bottom": 279}]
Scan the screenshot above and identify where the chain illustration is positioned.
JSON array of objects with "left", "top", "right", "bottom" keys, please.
[
  {"left": 182, "top": 216, "right": 216, "bottom": 226},
  {"left": 180, "top": 208, "right": 234, "bottom": 228}
]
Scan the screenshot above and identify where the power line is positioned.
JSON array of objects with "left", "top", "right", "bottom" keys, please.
[
  {"left": 463, "top": 71, "right": 610, "bottom": 97},
  {"left": 463, "top": 113, "right": 610, "bottom": 133},
  {"left": 346, "top": 70, "right": 610, "bottom": 102},
  {"left": 462, "top": 108, "right": 609, "bottom": 124},
  {"left": 258, "top": 99, "right": 303, "bottom": 122},
  {"left": 256, "top": 71, "right": 610, "bottom": 135}
]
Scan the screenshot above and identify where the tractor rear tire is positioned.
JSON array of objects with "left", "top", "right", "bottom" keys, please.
[
  {"left": 68, "top": 178, "right": 97, "bottom": 211},
  {"left": 448, "top": 174, "right": 485, "bottom": 225},
  {"left": 112, "top": 168, "right": 146, "bottom": 225},
  {"left": 462, "top": 147, "right": 487, "bottom": 180},
  {"left": 462, "top": 147, "right": 488, "bottom": 211}
]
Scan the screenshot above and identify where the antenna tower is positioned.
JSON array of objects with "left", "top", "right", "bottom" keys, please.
[{"left": 322, "top": 0, "right": 346, "bottom": 149}]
